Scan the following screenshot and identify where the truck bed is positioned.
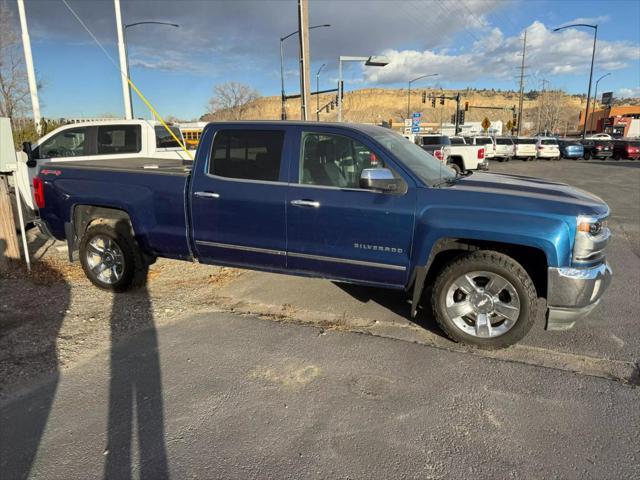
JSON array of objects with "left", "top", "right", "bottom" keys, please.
[{"left": 45, "top": 157, "right": 192, "bottom": 176}]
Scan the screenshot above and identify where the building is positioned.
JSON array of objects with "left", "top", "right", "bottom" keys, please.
[{"left": 580, "top": 105, "right": 640, "bottom": 137}]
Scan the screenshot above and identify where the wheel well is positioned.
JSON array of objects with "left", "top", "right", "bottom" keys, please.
[
  {"left": 425, "top": 239, "right": 548, "bottom": 298},
  {"left": 449, "top": 155, "right": 464, "bottom": 168},
  {"left": 73, "top": 205, "right": 133, "bottom": 238}
]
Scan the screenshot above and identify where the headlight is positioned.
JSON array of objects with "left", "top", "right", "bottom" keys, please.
[{"left": 574, "top": 215, "right": 610, "bottom": 264}]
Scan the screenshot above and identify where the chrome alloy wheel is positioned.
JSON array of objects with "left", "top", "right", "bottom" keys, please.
[
  {"left": 85, "top": 235, "right": 125, "bottom": 285},
  {"left": 445, "top": 271, "right": 521, "bottom": 338}
]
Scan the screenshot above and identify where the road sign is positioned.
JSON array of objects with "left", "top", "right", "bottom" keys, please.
[
  {"left": 412, "top": 112, "right": 422, "bottom": 118},
  {"left": 411, "top": 126, "right": 420, "bottom": 133},
  {"left": 481, "top": 117, "right": 491, "bottom": 131}
]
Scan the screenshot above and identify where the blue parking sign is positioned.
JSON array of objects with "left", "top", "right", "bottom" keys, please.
[
  {"left": 412, "top": 112, "right": 422, "bottom": 118},
  {"left": 411, "top": 126, "right": 420, "bottom": 133}
]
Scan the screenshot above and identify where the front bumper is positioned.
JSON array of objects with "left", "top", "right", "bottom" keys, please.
[{"left": 546, "top": 262, "right": 612, "bottom": 330}]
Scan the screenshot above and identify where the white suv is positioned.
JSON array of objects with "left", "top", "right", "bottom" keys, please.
[
  {"left": 494, "top": 137, "right": 515, "bottom": 162},
  {"left": 535, "top": 137, "right": 561, "bottom": 160}
]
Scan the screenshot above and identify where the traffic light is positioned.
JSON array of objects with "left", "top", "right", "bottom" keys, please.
[
  {"left": 431, "top": 96, "right": 436, "bottom": 108},
  {"left": 464, "top": 101, "right": 469, "bottom": 111},
  {"left": 421, "top": 91, "right": 426, "bottom": 103},
  {"left": 451, "top": 114, "right": 456, "bottom": 123},
  {"left": 325, "top": 105, "right": 330, "bottom": 113},
  {"left": 330, "top": 101, "right": 335, "bottom": 110},
  {"left": 457, "top": 110, "right": 465, "bottom": 125},
  {"left": 340, "top": 81, "right": 344, "bottom": 99},
  {"left": 440, "top": 95, "right": 445, "bottom": 105}
]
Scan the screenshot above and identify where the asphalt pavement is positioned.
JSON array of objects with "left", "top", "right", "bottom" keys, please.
[{"left": 1, "top": 313, "right": 638, "bottom": 479}]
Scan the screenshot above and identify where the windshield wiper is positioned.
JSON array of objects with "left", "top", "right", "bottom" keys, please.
[{"left": 432, "top": 169, "right": 472, "bottom": 188}]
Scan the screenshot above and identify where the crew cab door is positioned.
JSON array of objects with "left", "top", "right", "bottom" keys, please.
[
  {"left": 190, "top": 126, "right": 290, "bottom": 269},
  {"left": 286, "top": 127, "right": 416, "bottom": 287}
]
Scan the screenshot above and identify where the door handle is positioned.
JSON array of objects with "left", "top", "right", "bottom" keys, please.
[
  {"left": 194, "top": 191, "right": 220, "bottom": 199},
  {"left": 290, "top": 199, "right": 320, "bottom": 208}
]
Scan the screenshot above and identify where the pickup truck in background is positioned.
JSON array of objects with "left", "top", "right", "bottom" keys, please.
[
  {"left": 13, "top": 119, "right": 193, "bottom": 222},
  {"left": 465, "top": 136, "right": 496, "bottom": 159},
  {"left": 35, "top": 121, "right": 612, "bottom": 349},
  {"left": 448, "top": 136, "right": 488, "bottom": 173},
  {"left": 416, "top": 134, "right": 451, "bottom": 164}
]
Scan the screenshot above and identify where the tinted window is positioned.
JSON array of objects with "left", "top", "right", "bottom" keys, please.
[
  {"left": 39, "top": 127, "right": 87, "bottom": 158},
  {"left": 474, "top": 137, "right": 493, "bottom": 145},
  {"left": 495, "top": 138, "right": 513, "bottom": 145},
  {"left": 541, "top": 139, "right": 557, "bottom": 145},
  {"left": 300, "top": 132, "right": 388, "bottom": 188},
  {"left": 156, "top": 126, "right": 184, "bottom": 148},
  {"left": 97, "top": 125, "right": 141, "bottom": 155},
  {"left": 450, "top": 137, "right": 465, "bottom": 145},
  {"left": 421, "top": 136, "right": 450, "bottom": 146},
  {"left": 516, "top": 138, "right": 537, "bottom": 144},
  {"left": 210, "top": 130, "right": 284, "bottom": 182}
]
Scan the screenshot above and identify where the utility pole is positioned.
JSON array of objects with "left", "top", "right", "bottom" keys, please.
[
  {"left": 297, "top": 0, "right": 311, "bottom": 120},
  {"left": 536, "top": 79, "right": 549, "bottom": 134},
  {"left": 516, "top": 29, "right": 527, "bottom": 137},
  {"left": 16, "top": 0, "right": 41, "bottom": 133},
  {"left": 454, "top": 93, "right": 461, "bottom": 135},
  {"left": 113, "top": 0, "right": 133, "bottom": 120}
]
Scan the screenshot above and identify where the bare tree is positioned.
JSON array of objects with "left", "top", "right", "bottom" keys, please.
[
  {"left": 0, "top": 1, "right": 29, "bottom": 122},
  {"left": 206, "top": 82, "right": 260, "bottom": 120}
]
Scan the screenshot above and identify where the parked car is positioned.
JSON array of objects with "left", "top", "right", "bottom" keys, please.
[
  {"left": 611, "top": 139, "right": 640, "bottom": 160},
  {"left": 581, "top": 138, "right": 613, "bottom": 160},
  {"left": 465, "top": 136, "right": 496, "bottom": 159},
  {"left": 585, "top": 133, "right": 612, "bottom": 140},
  {"left": 558, "top": 139, "right": 584, "bottom": 160},
  {"left": 494, "top": 137, "right": 515, "bottom": 162},
  {"left": 535, "top": 137, "right": 560, "bottom": 160},
  {"left": 34, "top": 121, "right": 612, "bottom": 349},
  {"left": 513, "top": 137, "right": 537, "bottom": 161},
  {"left": 449, "top": 136, "right": 488, "bottom": 173},
  {"left": 417, "top": 134, "right": 451, "bottom": 163},
  {"left": 14, "top": 119, "right": 194, "bottom": 222}
]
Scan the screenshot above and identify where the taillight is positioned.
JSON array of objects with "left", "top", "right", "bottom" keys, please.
[
  {"left": 477, "top": 148, "right": 485, "bottom": 160},
  {"left": 434, "top": 149, "right": 443, "bottom": 161},
  {"left": 537, "top": 145, "right": 543, "bottom": 149},
  {"left": 33, "top": 177, "right": 45, "bottom": 209},
  {"left": 596, "top": 145, "right": 603, "bottom": 150}
]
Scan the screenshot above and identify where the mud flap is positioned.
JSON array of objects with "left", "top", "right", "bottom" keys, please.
[
  {"left": 411, "top": 266, "right": 427, "bottom": 318},
  {"left": 64, "top": 222, "right": 77, "bottom": 262}
]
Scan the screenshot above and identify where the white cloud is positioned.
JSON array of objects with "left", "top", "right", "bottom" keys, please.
[
  {"left": 558, "top": 15, "right": 610, "bottom": 27},
  {"left": 618, "top": 87, "right": 640, "bottom": 98},
  {"left": 365, "top": 21, "right": 640, "bottom": 86}
]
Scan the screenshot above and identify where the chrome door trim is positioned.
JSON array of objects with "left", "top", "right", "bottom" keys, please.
[
  {"left": 195, "top": 240, "right": 286, "bottom": 256},
  {"left": 194, "top": 191, "right": 220, "bottom": 198},
  {"left": 288, "top": 251, "right": 406, "bottom": 271},
  {"left": 290, "top": 199, "right": 320, "bottom": 208}
]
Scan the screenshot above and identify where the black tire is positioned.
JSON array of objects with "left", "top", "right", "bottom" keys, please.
[
  {"left": 449, "top": 163, "right": 462, "bottom": 175},
  {"left": 431, "top": 250, "right": 538, "bottom": 349},
  {"left": 584, "top": 151, "right": 591, "bottom": 160},
  {"left": 79, "top": 222, "right": 148, "bottom": 292}
]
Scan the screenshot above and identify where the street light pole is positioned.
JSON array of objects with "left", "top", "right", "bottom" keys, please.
[
  {"left": 407, "top": 73, "right": 439, "bottom": 118},
  {"left": 316, "top": 63, "right": 326, "bottom": 121},
  {"left": 592, "top": 72, "right": 611, "bottom": 130},
  {"left": 279, "top": 24, "right": 330, "bottom": 120},
  {"left": 338, "top": 55, "right": 389, "bottom": 122},
  {"left": 123, "top": 21, "right": 179, "bottom": 118},
  {"left": 553, "top": 23, "right": 597, "bottom": 139}
]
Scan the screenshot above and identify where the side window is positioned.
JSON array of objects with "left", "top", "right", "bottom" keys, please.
[
  {"left": 155, "top": 126, "right": 183, "bottom": 148},
  {"left": 210, "top": 130, "right": 284, "bottom": 182},
  {"left": 97, "top": 125, "right": 141, "bottom": 155},
  {"left": 39, "top": 128, "right": 87, "bottom": 158},
  {"left": 300, "top": 132, "right": 384, "bottom": 188}
]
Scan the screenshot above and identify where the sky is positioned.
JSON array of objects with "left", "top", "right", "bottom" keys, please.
[{"left": 6, "top": 0, "right": 640, "bottom": 120}]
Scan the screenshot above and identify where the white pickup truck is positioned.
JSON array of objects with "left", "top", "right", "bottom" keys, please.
[
  {"left": 13, "top": 119, "right": 194, "bottom": 220},
  {"left": 449, "top": 136, "right": 488, "bottom": 173}
]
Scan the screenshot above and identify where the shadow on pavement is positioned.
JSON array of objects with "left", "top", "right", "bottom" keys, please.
[
  {"left": 333, "top": 282, "right": 446, "bottom": 338},
  {"left": 104, "top": 220, "right": 169, "bottom": 479},
  {"left": 578, "top": 160, "right": 640, "bottom": 168},
  {"left": 0, "top": 239, "right": 70, "bottom": 479}
]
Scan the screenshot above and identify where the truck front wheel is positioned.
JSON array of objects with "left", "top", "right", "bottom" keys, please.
[
  {"left": 79, "top": 222, "right": 148, "bottom": 292},
  {"left": 431, "top": 251, "right": 537, "bottom": 349}
]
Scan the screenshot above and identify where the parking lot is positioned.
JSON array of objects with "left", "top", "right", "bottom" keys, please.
[{"left": 1, "top": 158, "right": 639, "bottom": 478}]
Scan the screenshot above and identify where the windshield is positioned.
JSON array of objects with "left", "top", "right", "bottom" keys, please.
[
  {"left": 541, "top": 139, "right": 557, "bottom": 145},
  {"left": 155, "top": 126, "right": 184, "bottom": 148},
  {"left": 368, "top": 129, "right": 455, "bottom": 186},
  {"left": 421, "top": 136, "right": 450, "bottom": 145}
]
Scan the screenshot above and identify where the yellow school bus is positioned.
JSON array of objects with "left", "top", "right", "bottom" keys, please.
[{"left": 179, "top": 122, "right": 207, "bottom": 149}]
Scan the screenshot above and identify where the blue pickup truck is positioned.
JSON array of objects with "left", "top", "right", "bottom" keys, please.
[{"left": 34, "top": 121, "right": 612, "bottom": 348}]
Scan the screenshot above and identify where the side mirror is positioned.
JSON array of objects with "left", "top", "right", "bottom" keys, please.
[
  {"left": 22, "top": 142, "right": 37, "bottom": 168},
  {"left": 359, "top": 168, "right": 401, "bottom": 193}
]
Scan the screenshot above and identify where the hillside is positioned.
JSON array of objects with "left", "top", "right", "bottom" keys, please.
[{"left": 203, "top": 87, "right": 587, "bottom": 133}]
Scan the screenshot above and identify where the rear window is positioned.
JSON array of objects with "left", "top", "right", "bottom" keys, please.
[
  {"left": 495, "top": 138, "right": 513, "bottom": 145},
  {"left": 210, "top": 130, "right": 284, "bottom": 182},
  {"left": 450, "top": 137, "right": 465, "bottom": 145},
  {"left": 421, "top": 136, "right": 450, "bottom": 145},
  {"left": 97, "top": 125, "right": 141, "bottom": 155},
  {"left": 516, "top": 138, "right": 537, "bottom": 145},
  {"left": 541, "top": 139, "right": 558, "bottom": 145},
  {"left": 155, "top": 126, "right": 184, "bottom": 148},
  {"left": 474, "top": 137, "right": 493, "bottom": 145}
]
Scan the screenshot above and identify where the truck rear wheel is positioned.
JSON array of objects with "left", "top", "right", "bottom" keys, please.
[
  {"left": 79, "top": 222, "right": 148, "bottom": 292},
  {"left": 431, "top": 250, "right": 537, "bottom": 349}
]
